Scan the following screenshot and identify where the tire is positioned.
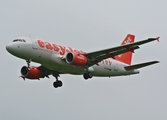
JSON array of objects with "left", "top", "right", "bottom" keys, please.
[
  {"left": 53, "top": 81, "right": 59, "bottom": 88},
  {"left": 83, "top": 73, "right": 88, "bottom": 80},
  {"left": 88, "top": 72, "right": 92, "bottom": 78},
  {"left": 58, "top": 81, "right": 63, "bottom": 87},
  {"left": 83, "top": 72, "right": 93, "bottom": 79}
]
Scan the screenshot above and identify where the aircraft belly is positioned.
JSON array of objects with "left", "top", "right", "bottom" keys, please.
[
  {"left": 49, "top": 53, "right": 85, "bottom": 74},
  {"left": 92, "top": 63, "right": 131, "bottom": 77},
  {"left": 49, "top": 64, "right": 86, "bottom": 75}
]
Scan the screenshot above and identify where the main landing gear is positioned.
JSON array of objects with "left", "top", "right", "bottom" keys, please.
[
  {"left": 53, "top": 73, "right": 62, "bottom": 88},
  {"left": 83, "top": 72, "right": 93, "bottom": 80}
]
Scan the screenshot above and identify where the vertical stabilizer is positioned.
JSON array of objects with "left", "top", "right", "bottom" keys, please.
[{"left": 115, "top": 34, "right": 135, "bottom": 65}]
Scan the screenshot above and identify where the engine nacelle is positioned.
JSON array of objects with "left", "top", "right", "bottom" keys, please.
[
  {"left": 66, "top": 52, "right": 87, "bottom": 66},
  {"left": 21, "top": 66, "right": 42, "bottom": 79}
]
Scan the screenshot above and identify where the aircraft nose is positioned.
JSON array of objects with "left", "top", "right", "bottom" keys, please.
[
  {"left": 6, "top": 44, "right": 10, "bottom": 52},
  {"left": 6, "top": 43, "right": 13, "bottom": 53}
]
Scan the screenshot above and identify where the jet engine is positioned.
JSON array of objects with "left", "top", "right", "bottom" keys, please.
[
  {"left": 21, "top": 66, "right": 43, "bottom": 79},
  {"left": 66, "top": 52, "right": 87, "bottom": 66}
]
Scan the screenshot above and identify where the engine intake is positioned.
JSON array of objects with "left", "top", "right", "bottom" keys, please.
[
  {"left": 21, "top": 66, "right": 41, "bottom": 79},
  {"left": 66, "top": 52, "right": 87, "bottom": 66},
  {"left": 21, "top": 66, "right": 29, "bottom": 76}
]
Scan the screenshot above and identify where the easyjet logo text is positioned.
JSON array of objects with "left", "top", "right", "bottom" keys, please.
[{"left": 37, "top": 40, "right": 85, "bottom": 56}]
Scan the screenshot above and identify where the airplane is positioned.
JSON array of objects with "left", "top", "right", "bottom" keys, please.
[{"left": 6, "top": 34, "right": 159, "bottom": 88}]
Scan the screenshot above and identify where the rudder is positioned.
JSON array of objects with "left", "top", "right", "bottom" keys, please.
[{"left": 115, "top": 34, "right": 135, "bottom": 65}]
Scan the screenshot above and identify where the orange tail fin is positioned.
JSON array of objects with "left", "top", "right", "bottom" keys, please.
[{"left": 115, "top": 34, "right": 135, "bottom": 65}]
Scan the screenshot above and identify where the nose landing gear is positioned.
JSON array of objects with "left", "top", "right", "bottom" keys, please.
[
  {"left": 25, "top": 59, "right": 63, "bottom": 88},
  {"left": 26, "top": 59, "right": 31, "bottom": 68}
]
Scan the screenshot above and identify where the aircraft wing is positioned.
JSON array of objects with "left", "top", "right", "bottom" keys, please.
[
  {"left": 38, "top": 66, "right": 64, "bottom": 77},
  {"left": 124, "top": 61, "right": 159, "bottom": 71},
  {"left": 85, "top": 37, "right": 159, "bottom": 66}
]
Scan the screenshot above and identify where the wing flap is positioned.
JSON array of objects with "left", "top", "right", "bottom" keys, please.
[
  {"left": 87, "top": 46, "right": 140, "bottom": 66},
  {"left": 99, "top": 46, "right": 139, "bottom": 60},
  {"left": 124, "top": 61, "right": 159, "bottom": 71}
]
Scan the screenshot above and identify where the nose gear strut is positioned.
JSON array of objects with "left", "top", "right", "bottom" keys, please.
[{"left": 26, "top": 59, "right": 31, "bottom": 68}]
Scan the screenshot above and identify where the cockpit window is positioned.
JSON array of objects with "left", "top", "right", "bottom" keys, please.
[
  {"left": 13, "top": 39, "right": 26, "bottom": 42},
  {"left": 13, "top": 40, "right": 18, "bottom": 42}
]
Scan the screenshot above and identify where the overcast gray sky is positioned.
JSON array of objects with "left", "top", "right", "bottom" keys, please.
[{"left": 0, "top": 0, "right": 167, "bottom": 120}]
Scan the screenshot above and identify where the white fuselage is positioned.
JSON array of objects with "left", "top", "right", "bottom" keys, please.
[{"left": 6, "top": 37, "right": 139, "bottom": 77}]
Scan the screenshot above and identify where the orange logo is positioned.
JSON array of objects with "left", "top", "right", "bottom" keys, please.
[{"left": 37, "top": 40, "right": 85, "bottom": 56}]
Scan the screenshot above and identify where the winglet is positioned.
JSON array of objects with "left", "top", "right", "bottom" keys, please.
[{"left": 156, "top": 37, "right": 160, "bottom": 42}]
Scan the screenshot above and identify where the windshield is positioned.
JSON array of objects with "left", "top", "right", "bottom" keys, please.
[{"left": 13, "top": 39, "right": 26, "bottom": 42}]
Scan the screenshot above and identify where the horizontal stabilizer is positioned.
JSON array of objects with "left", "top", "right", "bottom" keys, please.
[{"left": 125, "top": 61, "right": 159, "bottom": 71}]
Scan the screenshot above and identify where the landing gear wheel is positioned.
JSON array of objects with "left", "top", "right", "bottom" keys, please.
[
  {"left": 88, "top": 72, "right": 92, "bottom": 78},
  {"left": 53, "top": 81, "right": 59, "bottom": 88},
  {"left": 83, "top": 74, "right": 88, "bottom": 79},
  {"left": 52, "top": 72, "right": 63, "bottom": 88},
  {"left": 58, "top": 80, "right": 62, "bottom": 87},
  {"left": 53, "top": 81, "right": 63, "bottom": 88},
  {"left": 83, "top": 72, "right": 93, "bottom": 80}
]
